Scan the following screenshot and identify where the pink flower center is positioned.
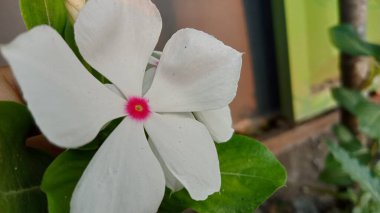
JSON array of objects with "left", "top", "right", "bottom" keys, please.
[{"left": 125, "top": 97, "right": 151, "bottom": 121}]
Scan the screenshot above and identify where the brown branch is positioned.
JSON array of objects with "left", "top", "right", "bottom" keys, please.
[{"left": 339, "top": 0, "right": 368, "bottom": 139}]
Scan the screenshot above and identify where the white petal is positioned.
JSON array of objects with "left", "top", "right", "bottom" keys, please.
[
  {"left": 143, "top": 67, "right": 156, "bottom": 95},
  {"left": 194, "top": 106, "right": 234, "bottom": 143},
  {"left": 75, "top": 0, "right": 162, "bottom": 97},
  {"left": 145, "top": 28, "right": 242, "bottom": 112},
  {"left": 147, "top": 111, "right": 197, "bottom": 192},
  {"left": 71, "top": 118, "right": 165, "bottom": 213},
  {"left": 145, "top": 112, "right": 221, "bottom": 200},
  {"left": 1, "top": 26, "right": 125, "bottom": 148},
  {"left": 148, "top": 138, "right": 184, "bottom": 192}
]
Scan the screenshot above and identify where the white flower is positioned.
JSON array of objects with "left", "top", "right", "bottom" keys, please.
[{"left": 1, "top": 0, "right": 242, "bottom": 212}]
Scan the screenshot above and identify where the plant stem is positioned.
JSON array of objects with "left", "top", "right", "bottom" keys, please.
[{"left": 339, "top": 0, "right": 369, "bottom": 140}]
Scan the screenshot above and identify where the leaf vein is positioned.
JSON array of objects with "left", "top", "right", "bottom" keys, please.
[
  {"left": 43, "top": 0, "right": 52, "bottom": 26},
  {"left": 0, "top": 185, "right": 40, "bottom": 197},
  {"left": 221, "top": 172, "right": 278, "bottom": 185}
]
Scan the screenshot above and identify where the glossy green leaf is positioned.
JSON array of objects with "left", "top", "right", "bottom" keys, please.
[
  {"left": 327, "top": 141, "right": 380, "bottom": 203},
  {"left": 159, "top": 134, "right": 287, "bottom": 213},
  {"left": 0, "top": 101, "right": 52, "bottom": 212},
  {"left": 41, "top": 149, "right": 95, "bottom": 213},
  {"left": 330, "top": 24, "right": 380, "bottom": 61},
  {"left": 333, "top": 88, "right": 380, "bottom": 139},
  {"left": 19, "top": 0, "right": 68, "bottom": 35}
]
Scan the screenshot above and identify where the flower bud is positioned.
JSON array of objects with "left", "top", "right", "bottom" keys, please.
[{"left": 65, "top": 0, "right": 86, "bottom": 22}]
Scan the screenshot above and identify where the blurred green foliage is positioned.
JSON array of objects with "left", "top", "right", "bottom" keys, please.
[
  {"left": 0, "top": 102, "right": 52, "bottom": 213},
  {"left": 320, "top": 25, "right": 380, "bottom": 212}
]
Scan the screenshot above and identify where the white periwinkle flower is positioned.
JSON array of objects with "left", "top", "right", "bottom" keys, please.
[{"left": 1, "top": 0, "right": 242, "bottom": 212}]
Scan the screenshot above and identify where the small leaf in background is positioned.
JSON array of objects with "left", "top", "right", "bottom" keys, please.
[
  {"left": 320, "top": 150, "right": 371, "bottom": 187},
  {"left": 331, "top": 24, "right": 372, "bottom": 56},
  {"left": 324, "top": 89, "right": 378, "bottom": 187},
  {"left": 333, "top": 88, "right": 380, "bottom": 139},
  {"left": 41, "top": 149, "right": 95, "bottom": 213},
  {"left": 330, "top": 24, "right": 380, "bottom": 60},
  {"left": 0, "top": 101, "right": 52, "bottom": 212},
  {"left": 159, "top": 134, "right": 287, "bottom": 213},
  {"left": 332, "top": 87, "right": 366, "bottom": 113},
  {"left": 332, "top": 124, "right": 362, "bottom": 152},
  {"left": 19, "top": 0, "right": 68, "bottom": 35},
  {"left": 375, "top": 161, "right": 380, "bottom": 177},
  {"left": 319, "top": 154, "right": 353, "bottom": 186},
  {"left": 326, "top": 141, "right": 380, "bottom": 203},
  {"left": 354, "top": 100, "right": 380, "bottom": 139},
  {"left": 360, "top": 59, "right": 380, "bottom": 91}
]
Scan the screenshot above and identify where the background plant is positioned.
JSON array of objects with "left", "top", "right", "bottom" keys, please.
[{"left": 320, "top": 24, "right": 380, "bottom": 213}]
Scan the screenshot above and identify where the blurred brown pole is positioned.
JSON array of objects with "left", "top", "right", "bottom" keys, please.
[{"left": 339, "top": 0, "right": 368, "bottom": 138}]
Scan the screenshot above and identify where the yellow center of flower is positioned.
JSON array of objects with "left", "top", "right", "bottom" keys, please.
[{"left": 135, "top": 105, "right": 143, "bottom": 112}]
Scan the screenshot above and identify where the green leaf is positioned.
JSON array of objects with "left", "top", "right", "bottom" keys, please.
[
  {"left": 319, "top": 150, "right": 369, "bottom": 187},
  {"left": 333, "top": 88, "right": 380, "bottom": 139},
  {"left": 331, "top": 24, "right": 372, "bottom": 56},
  {"left": 0, "top": 101, "right": 52, "bottom": 212},
  {"left": 330, "top": 24, "right": 380, "bottom": 62},
  {"left": 333, "top": 124, "right": 362, "bottom": 152},
  {"left": 327, "top": 141, "right": 380, "bottom": 203},
  {"left": 41, "top": 149, "right": 95, "bottom": 213},
  {"left": 332, "top": 87, "right": 366, "bottom": 113},
  {"left": 320, "top": 124, "right": 371, "bottom": 186},
  {"left": 19, "top": 0, "right": 68, "bottom": 35},
  {"left": 319, "top": 153, "right": 353, "bottom": 186},
  {"left": 354, "top": 100, "right": 380, "bottom": 139},
  {"left": 159, "top": 134, "right": 287, "bottom": 213}
]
